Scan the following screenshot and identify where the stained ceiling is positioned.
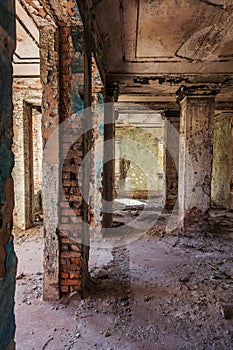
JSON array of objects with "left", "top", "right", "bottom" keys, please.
[{"left": 80, "top": 0, "right": 233, "bottom": 104}]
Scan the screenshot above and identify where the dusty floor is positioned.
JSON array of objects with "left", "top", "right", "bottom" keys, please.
[{"left": 14, "top": 209, "right": 233, "bottom": 350}]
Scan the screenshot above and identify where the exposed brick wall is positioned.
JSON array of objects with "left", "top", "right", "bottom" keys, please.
[
  {"left": 58, "top": 25, "right": 90, "bottom": 296},
  {"left": 60, "top": 131, "right": 85, "bottom": 294},
  {"left": 41, "top": 5, "right": 103, "bottom": 297},
  {"left": 39, "top": 6, "right": 91, "bottom": 298},
  {"left": 59, "top": 235, "right": 83, "bottom": 294},
  {"left": 50, "top": 12, "right": 105, "bottom": 295}
]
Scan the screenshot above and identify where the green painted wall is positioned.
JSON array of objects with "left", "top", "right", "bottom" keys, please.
[{"left": 115, "top": 126, "right": 163, "bottom": 198}]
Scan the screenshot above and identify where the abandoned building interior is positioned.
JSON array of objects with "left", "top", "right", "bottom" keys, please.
[{"left": 1, "top": 0, "right": 233, "bottom": 349}]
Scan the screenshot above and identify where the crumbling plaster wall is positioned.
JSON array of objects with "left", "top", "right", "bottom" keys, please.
[
  {"left": 0, "top": 1, "right": 17, "bottom": 349},
  {"left": 40, "top": 24, "right": 62, "bottom": 300},
  {"left": 88, "top": 59, "right": 104, "bottom": 237}
]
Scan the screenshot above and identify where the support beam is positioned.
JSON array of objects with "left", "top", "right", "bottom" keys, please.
[
  {"left": 211, "top": 113, "right": 233, "bottom": 209},
  {"left": 102, "top": 85, "right": 118, "bottom": 229},
  {"left": 177, "top": 86, "right": 217, "bottom": 227},
  {"left": 162, "top": 111, "right": 180, "bottom": 211}
]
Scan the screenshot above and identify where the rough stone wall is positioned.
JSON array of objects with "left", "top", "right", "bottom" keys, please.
[
  {"left": 211, "top": 113, "right": 233, "bottom": 209},
  {"left": 0, "top": 1, "right": 17, "bottom": 349},
  {"left": 12, "top": 78, "right": 42, "bottom": 229}
]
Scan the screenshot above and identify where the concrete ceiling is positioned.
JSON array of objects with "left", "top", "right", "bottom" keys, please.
[
  {"left": 13, "top": 1, "right": 40, "bottom": 77},
  {"left": 81, "top": 0, "right": 233, "bottom": 102}
]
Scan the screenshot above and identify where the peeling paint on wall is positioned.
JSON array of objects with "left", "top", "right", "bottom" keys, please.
[
  {"left": 0, "top": 1, "right": 16, "bottom": 348},
  {"left": 115, "top": 126, "right": 164, "bottom": 198}
]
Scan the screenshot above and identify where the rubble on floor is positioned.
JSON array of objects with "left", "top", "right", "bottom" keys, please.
[{"left": 14, "top": 210, "right": 233, "bottom": 350}]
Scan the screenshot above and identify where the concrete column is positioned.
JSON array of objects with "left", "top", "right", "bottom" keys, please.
[
  {"left": 162, "top": 111, "right": 180, "bottom": 211},
  {"left": 102, "top": 85, "right": 118, "bottom": 229},
  {"left": 211, "top": 113, "right": 233, "bottom": 209},
  {"left": 176, "top": 86, "right": 218, "bottom": 227},
  {"left": 41, "top": 26, "right": 60, "bottom": 300},
  {"left": 13, "top": 101, "right": 34, "bottom": 230}
]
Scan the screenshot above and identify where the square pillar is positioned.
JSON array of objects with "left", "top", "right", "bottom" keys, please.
[
  {"left": 211, "top": 113, "right": 233, "bottom": 209},
  {"left": 102, "top": 85, "right": 118, "bottom": 229},
  {"left": 176, "top": 86, "right": 218, "bottom": 227},
  {"left": 57, "top": 35, "right": 92, "bottom": 297},
  {"left": 162, "top": 111, "right": 180, "bottom": 211},
  {"left": 40, "top": 26, "right": 60, "bottom": 300}
]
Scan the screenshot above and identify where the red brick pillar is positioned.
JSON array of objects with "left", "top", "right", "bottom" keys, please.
[{"left": 58, "top": 27, "right": 91, "bottom": 295}]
